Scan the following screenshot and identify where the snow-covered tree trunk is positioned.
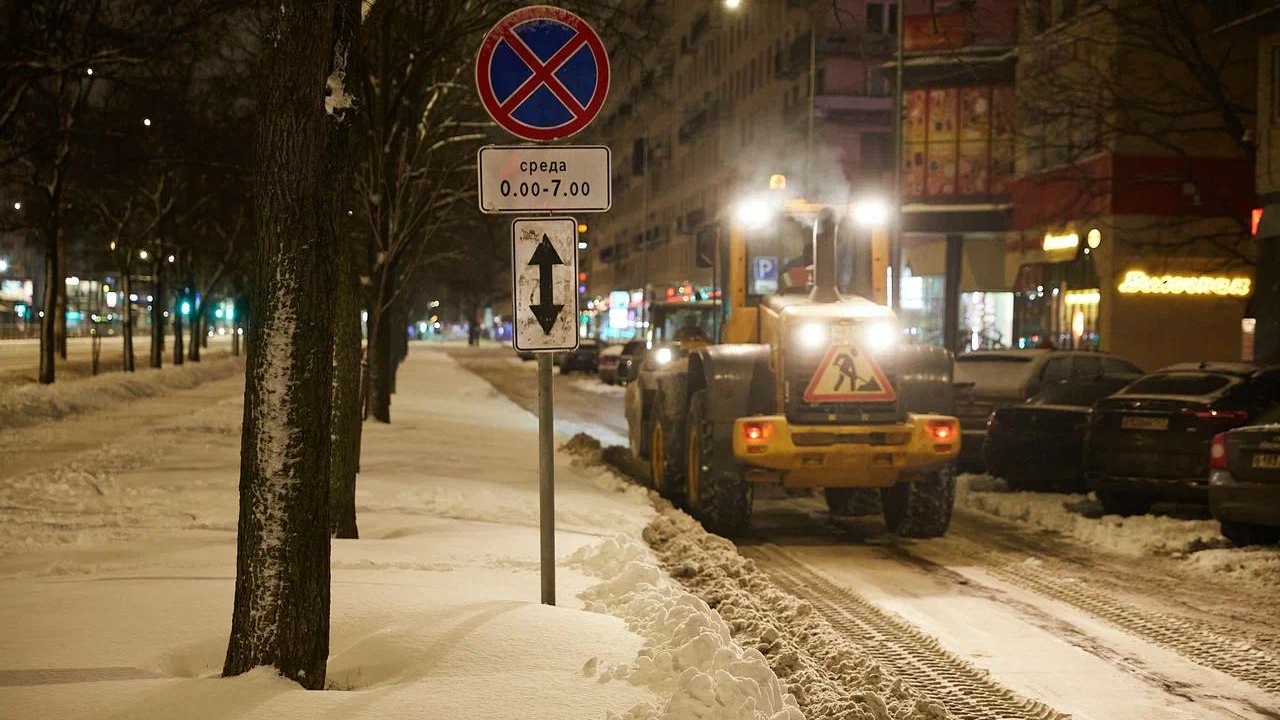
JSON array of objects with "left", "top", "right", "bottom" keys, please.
[{"left": 223, "top": 0, "right": 358, "bottom": 690}]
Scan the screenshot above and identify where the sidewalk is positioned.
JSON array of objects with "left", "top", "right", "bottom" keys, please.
[{"left": 0, "top": 349, "right": 668, "bottom": 720}]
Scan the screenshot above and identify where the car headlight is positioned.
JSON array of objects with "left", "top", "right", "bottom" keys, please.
[
  {"left": 654, "top": 347, "right": 674, "bottom": 364},
  {"left": 864, "top": 321, "right": 896, "bottom": 352},
  {"left": 794, "top": 322, "right": 828, "bottom": 351}
]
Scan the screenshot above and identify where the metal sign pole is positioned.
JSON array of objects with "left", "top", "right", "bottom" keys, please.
[{"left": 537, "top": 352, "right": 555, "bottom": 605}]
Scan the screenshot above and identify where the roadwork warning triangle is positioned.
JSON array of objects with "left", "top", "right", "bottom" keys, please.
[{"left": 802, "top": 344, "right": 896, "bottom": 403}]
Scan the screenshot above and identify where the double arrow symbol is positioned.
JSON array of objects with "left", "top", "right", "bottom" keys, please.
[{"left": 528, "top": 233, "right": 564, "bottom": 334}]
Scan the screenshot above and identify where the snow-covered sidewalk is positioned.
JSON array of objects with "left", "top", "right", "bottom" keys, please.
[{"left": 0, "top": 348, "right": 803, "bottom": 720}]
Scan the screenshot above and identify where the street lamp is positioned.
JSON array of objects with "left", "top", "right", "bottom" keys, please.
[
  {"left": 139, "top": 250, "right": 149, "bottom": 261},
  {"left": 0, "top": 259, "right": 7, "bottom": 273}
]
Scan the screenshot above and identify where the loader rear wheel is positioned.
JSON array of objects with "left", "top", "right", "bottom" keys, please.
[
  {"left": 686, "top": 389, "right": 751, "bottom": 535},
  {"left": 881, "top": 463, "right": 955, "bottom": 538},
  {"left": 824, "top": 488, "right": 882, "bottom": 516},
  {"left": 649, "top": 403, "right": 684, "bottom": 499}
]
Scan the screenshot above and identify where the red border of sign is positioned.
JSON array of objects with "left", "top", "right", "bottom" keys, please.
[
  {"left": 475, "top": 6, "right": 610, "bottom": 142},
  {"left": 802, "top": 345, "right": 897, "bottom": 403}
]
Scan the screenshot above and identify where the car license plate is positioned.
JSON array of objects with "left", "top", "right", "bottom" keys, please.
[
  {"left": 1121, "top": 416, "right": 1168, "bottom": 431},
  {"left": 1253, "top": 453, "right": 1280, "bottom": 469}
]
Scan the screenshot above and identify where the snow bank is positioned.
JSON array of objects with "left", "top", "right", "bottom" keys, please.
[
  {"left": 957, "top": 474, "right": 1280, "bottom": 587},
  {"left": 638, "top": 510, "right": 947, "bottom": 720},
  {"left": 0, "top": 356, "right": 243, "bottom": 429},
  {"left": 569, "top": 534, "right": 804, "bottom": 720}
]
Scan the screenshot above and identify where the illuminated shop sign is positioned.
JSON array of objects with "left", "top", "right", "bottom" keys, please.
[
  {"left": 1117, "top": 270, "right": 1252, "bottom": 297},
  {"left": 1041, "top": 228, "right": 1101, "bottom": 252},
  {"left": 1064, "top": 289, "right": 1100, "bottom": 306},
  {"left": 1042, "top": 232, "right": 1078, "bottom": 251}
]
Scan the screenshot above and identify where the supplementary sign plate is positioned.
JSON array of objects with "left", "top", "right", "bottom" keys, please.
[
  {"left": 803, "top": 345, "right": 896, "bottom": 403},
  {"left": 512, "top": 217, "right": 578, "bottom": 352},
  {"left": 478, "top": 145, "right": 611, "bottom": 213}
]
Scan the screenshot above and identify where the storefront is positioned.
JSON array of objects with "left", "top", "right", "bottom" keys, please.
[
  {"left": 900, "top": 234, "right": 1012, "bottom": 350},
  {"left": 1007, "top": 225, "right": 1254, "bottom": 372}
]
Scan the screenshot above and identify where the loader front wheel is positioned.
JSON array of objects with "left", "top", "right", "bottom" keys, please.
[{"left": 881, "top": 463, "right": 955, "bottom": 538}]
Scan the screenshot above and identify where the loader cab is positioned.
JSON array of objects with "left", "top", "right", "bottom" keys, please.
[{"left": 717, "top": 195, "right": 890, "bottom": 345}]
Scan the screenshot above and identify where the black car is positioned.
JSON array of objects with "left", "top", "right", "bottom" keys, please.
[
  {"left": 1209, "top": 404, "right": 1280, "bottom": 546},
  {"left": 1084, "top": 362, "right": 1280, "bottom": 515},
  {"left": 954, "top": 350, "right": 1144, "bottom": 469},
  {"left": 558, "top": 338, "right": 599, "bottom": 374},
  {"left": 982, "top": 375, "right": 1139, "bottom": 492}
]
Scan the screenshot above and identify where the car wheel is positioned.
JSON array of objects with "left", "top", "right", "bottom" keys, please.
[
  {"left": 1095, "top": 489, "right": 1153, "bottom": 516},
  {"left": 1219, "top": 521, "right": 1280, "bottom": 547}
]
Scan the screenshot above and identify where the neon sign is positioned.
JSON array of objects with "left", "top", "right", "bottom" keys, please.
[{"left": 1117, "top": 270, "right": 1251, "bottom": 297}]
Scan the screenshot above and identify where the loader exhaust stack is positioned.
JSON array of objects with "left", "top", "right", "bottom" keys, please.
[{"left": 810, "top": 207, "right": 840, "bottom": 303}]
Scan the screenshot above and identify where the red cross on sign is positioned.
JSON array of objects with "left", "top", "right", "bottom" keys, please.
[{"left": 475, "top": 6, "right": 610, "bottom": 142}]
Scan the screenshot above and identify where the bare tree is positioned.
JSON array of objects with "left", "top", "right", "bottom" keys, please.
[{"left": 222, "top": 0, "right": 360, "bottom": 688}]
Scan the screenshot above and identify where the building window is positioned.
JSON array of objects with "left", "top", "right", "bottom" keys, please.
[{"left": 866, "top": 2, "right": 897, "bottom": 34}]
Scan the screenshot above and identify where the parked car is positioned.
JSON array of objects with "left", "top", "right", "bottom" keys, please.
[
  {"left": 1084, "top": 362, "right": 1280, "bottom": 515},
  {"left": 597, "top": 343, "right": 626, "bottom": 384},
  {"left": 1209, "top": 403, "right": 1280, "bottom": 546},
  {"left": 954, "top": 350, "right": 1144, "bottom": 469},
  {"left": 558, "top": 338, "right": 599, "bottom": 374},
  {"left": 982, "top": 374, "right": 1139, "bottom": 492}
]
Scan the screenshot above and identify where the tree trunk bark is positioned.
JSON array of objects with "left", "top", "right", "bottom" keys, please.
[
  {"left": 121, "top": 269, "right": 135, "bottom": 372},
  {"left": 388, "top": 302, "right": 406, "bottom": 395},
  {"left": 363, "top": 306, "right": 392, "bottom": 422},
  {"left": 150, "top": 259, "right": 165, "bottom": 368},
  {"left": 189, "top": 296, "right": 202, "bottom": 361},
  {"left": 329, "top": 235, "right": 361, "bottom": 539},
  {"left": 38, "top": 227, "right": 58, "bottom": 384},
  {"left": 224, "top": 0, "right": 357, "bottom": 690},
  {"left": 173, "top": 305, "right": 185, "bottom": 366},
  {"left": 55, "top": 234, "right": 67, "bottom": 360}
]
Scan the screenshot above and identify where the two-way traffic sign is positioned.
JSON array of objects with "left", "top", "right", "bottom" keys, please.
[{"left": 512, "top": 217, "right": 578, "bottom": 352}]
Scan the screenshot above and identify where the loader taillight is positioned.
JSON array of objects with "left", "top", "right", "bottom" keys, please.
[
  {"left": 926, "top": 420, "right": 957, "bottom": 441},
  {"left": 742, "top": 421, "right": 774, "bottom": 442}
]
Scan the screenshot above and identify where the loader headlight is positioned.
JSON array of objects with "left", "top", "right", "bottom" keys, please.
[
  {"left": 654, "top": 347, "right": 674, "bottom": 365},
  {"left": 795, "top": 322, "right": 828, "bottom": 351},
  {"left": 864, "top": 322, "right": 897, "bottom": 352}
]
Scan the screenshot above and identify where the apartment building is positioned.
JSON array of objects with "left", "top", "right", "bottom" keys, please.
[
  {"left": 1006, "top": 0, "right": 1259, "bottom": 372},
  {"left": 581, "top": 0, "right": 898, "bottom": 339},
  {"left": 1234, "top": 2, "right": 1280, "bottom": 362}
]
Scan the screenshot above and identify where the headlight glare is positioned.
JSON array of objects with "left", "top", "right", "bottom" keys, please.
[
  {"left": 795, "top": 322, "right": 828, "bottom": 350},
  {"left": 865, "top": 322, "right": 897, "bottom": 352},
  {"left": 654, "top": 347, "right": 674, "bottom": 364}
]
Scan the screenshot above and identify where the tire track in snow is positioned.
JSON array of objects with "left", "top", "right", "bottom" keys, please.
[{"left": 742, "top": 543, "right": 1069, "bottom": 720}]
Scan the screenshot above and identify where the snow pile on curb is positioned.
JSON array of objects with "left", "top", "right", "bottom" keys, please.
[
  {"left": 957, "top": 475, "right": 1280, "bottom": 587},
  {"left": 0, "top": 356, "right": 243, "bottom": 429},
  {"left": 568, "top": 534, "right": 805, "bottom": 720},
  {"left": 957, "top": 474, "right": 1226, "bottom": 556},
  {"left": 639, "top": 510, "right": 949, "bottom": 720}
]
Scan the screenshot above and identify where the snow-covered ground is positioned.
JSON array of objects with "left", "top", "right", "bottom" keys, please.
[
  {"left": 956, "top": 474, "right": 1280, "bottom": 588},
  {"left": 0, "top": 347, "right": 805, "bottom": 720}
]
